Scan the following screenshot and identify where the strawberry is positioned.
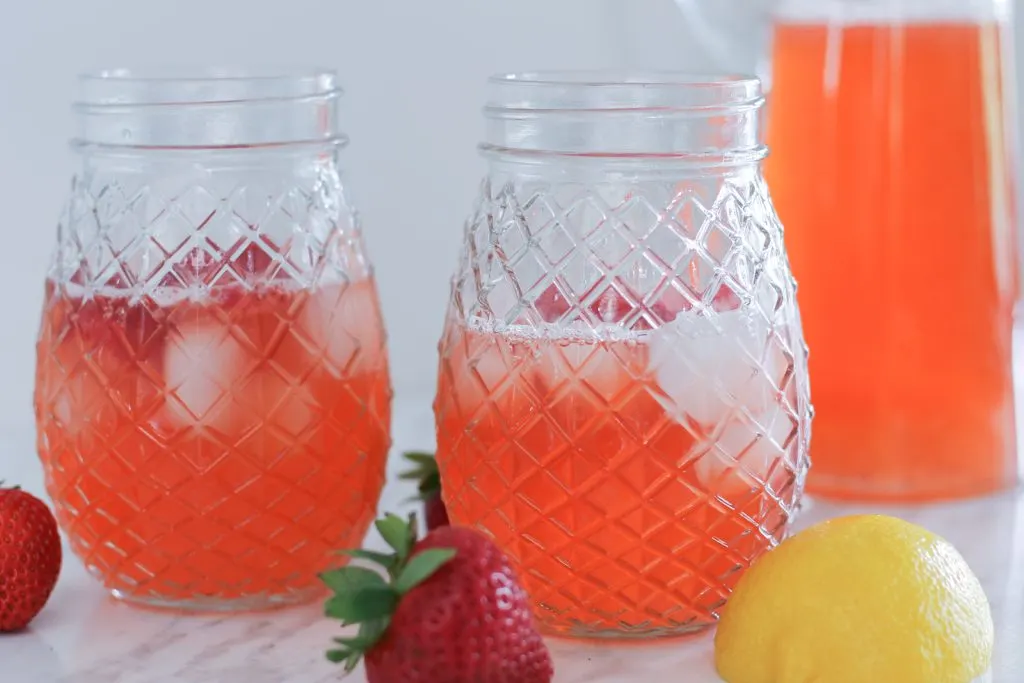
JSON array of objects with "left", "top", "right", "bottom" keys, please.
[
  {"left": 0, "top": 483, "right": 62, "bottom": 632},
  {"left": 322, "top": 513, "right": 553, "bottom": 683},
  {"left": 399, "top": 452, "right": 449, "bottom": 530}
]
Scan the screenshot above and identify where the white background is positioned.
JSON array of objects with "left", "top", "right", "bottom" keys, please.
[{"left": 0, "top": 0, "right": 1019, "bottom": 447}]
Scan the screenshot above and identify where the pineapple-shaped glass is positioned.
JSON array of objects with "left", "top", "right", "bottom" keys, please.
[
  {"left": 34, "top": 70, "right": 391, "bottom": 611},
  {"left": 435, "top": 72, "right": 812, "bottom": 638}
]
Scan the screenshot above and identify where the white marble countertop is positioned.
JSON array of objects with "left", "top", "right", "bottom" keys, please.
[{"left": 3, "top": 397, "right": 1022, "bottom": 682}]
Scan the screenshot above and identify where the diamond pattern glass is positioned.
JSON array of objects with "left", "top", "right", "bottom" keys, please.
[
  {"left": 436, "top": 164, "right": 812, "bottom": 637},
  {"left": 34, "top": 73, "right": 391, "bottom": 611}
]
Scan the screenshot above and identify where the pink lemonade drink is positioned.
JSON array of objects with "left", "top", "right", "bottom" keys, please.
[
  {"left": 35, "top": 267, "right": 390, "bottom": 608},
  {"left": 437, "top": 280, "right": 805, "bottom": 636}
]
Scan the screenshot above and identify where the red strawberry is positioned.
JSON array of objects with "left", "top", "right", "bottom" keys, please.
[
  {"left": 399, "top": 452, "right": 449, "bottom": 530},
  {"left": 322, "top": 514, "right": 553, "bottom": 683},
  {"left": 0, "top": 484, "right": 62, "bottom": 632}
]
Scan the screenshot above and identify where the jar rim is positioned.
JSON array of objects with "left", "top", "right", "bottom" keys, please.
[
  {"left": 75, "top": 67, "right": 341, "bottom": 107},
  {"left": 482, "top": 70, "right": 766, "bottom": 159},
  {"left": 486, "top": 71, "right": 762, "bottom": 112},
  {"left": 72, "top": 67, "right": 344, "bottom": 149},
  {"left": 490, "top": 71, "right": 758, "bottom": 88}
]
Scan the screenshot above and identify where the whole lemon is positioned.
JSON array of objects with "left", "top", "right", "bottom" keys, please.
[{"left": 714, "top": 515, "right": 993, "bottom": 683}]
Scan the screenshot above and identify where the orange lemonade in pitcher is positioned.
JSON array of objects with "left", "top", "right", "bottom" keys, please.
[{"left": 767, "top": 8, "right": 1018, "bottom": 500}]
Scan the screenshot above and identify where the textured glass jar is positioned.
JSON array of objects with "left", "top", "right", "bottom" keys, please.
[
  {"left": 434, "top": 72, "right": 812, "bottom": 638},
  {"left": 34, "top": 69, "right": 391, "bottom": 611}
]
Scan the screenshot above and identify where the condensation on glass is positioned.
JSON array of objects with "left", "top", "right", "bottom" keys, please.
[
  {"left": 434, "top": 72, "right": 813, "bottom": 638},
  {"left": 34, "top": 69, "right": 391, "bottom": 611}
]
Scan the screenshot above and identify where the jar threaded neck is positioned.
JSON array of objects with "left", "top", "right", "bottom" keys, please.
[
  {"left": 481, "top": 71, "right": 766, "bottom": 160},
  {"left": 73, "top": 68, "right": 343, "bottom": 150}
]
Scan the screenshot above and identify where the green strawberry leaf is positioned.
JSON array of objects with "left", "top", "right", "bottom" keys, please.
[
  {"left": 403, "top": 451, "right": 438, "bottom": 467},
  {"left": 394, "top": 548, "right": 456, "bottom": 594},
  {"left": 324, "top": 585, "right": 399, "bottom": 624},
  {"left": 325, "top": 645, "right": 363, "bottom": 672},
  {"left": 399, "top": 452, "right": 442, "bottom": 499},
  {"left": 359, "top": 617, "right": 390, "bottom": 648},
  {"left": 326, "top": 617, "right": 390, "bottom": 672},
  {"left": 334, "top": 617, "right": 389, "bottom": 652},
  {"left": 375, "top": 514, "right": 414, "bottom": 560},
  {"left": 325, "top": 512, "right": 443, "bottom": 670},
  {"left": 418, "top": 471, "right": 441, "bottom": 495},
  {"left": 335, "top": 548, "right": 397, "bottom": 571},
  {"left": 320, "top": 566, "right": 385, "bottom": 595},
  {"left": 333, "top": 634, "right": 370, "bottom": 651}
]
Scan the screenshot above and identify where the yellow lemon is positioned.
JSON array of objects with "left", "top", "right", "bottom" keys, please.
[{"left": 714, "top": 515, "right": 993, "bottom": 683}]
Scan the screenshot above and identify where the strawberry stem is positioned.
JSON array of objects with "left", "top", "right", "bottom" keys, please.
[{"left": 322, "top": 512, "right": 456, "bottom": 671}]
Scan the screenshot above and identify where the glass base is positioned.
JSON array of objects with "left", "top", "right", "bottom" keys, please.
[{"left": 109, "top": 586, "right": 324, "bottom": 614}]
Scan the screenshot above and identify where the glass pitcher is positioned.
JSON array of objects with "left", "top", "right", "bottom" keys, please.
[
  {"left": 678, "top": 0, "right": 1021, "bottom": 501},
  {"left": 33, "top": 69, "right": 391, "bottom": 611},
  {"left": 434, "top": 72, "right": 812, "bottom": 638}
]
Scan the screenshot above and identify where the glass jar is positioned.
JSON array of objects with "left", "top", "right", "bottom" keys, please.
[
  {"left": 34, "top": 69, "right": 391, "bottom": 611},
  {"left": 434, "top": 72, "right": 812, "bottom": 638},
  {"left": 677, "top": 0, "right": 1021, "bottom": 501}
]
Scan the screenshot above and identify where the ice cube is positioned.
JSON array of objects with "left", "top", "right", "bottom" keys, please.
[
  {"left": 164, "top": 319, "right": 247, "bottom": 429},
  {"left": 695, "top": 409, "right": 790, "bottom": 495},
  {"left": 745, "top": 332, "right": 790, "bottom": 414},
  {"left": 648, "top": 306, "right": 770, "bottom": 426},
  {"left": 300, "top": 280, "right": 385, "bottom": 377}
]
